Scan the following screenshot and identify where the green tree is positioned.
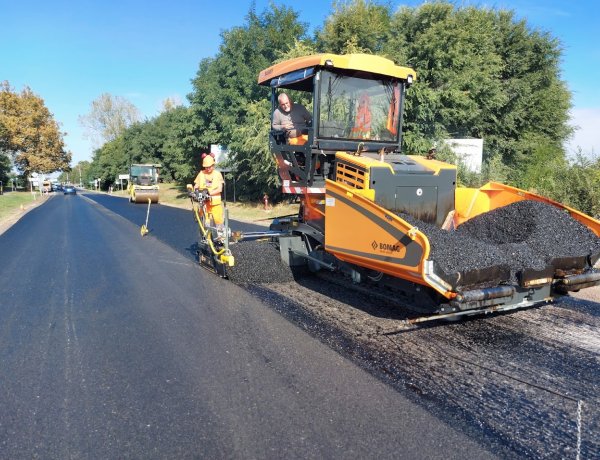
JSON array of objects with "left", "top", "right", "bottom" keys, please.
[
  {"left": 157, "top": 106, "right": 198, "bottom": 182},
  {"left": 188, "top": 4, "right": 308, "bottom": 198},
  {"left": 562, "top": 154, "right": 600, "bottom": 217},
  {"left": 89, "top": 137, "right": 129, "bottom": 189},
  {"left": 0, "top": 118, "right": 9, "bottom": 183},
  {"left": 517, "top": 140, "right": 567, "bottom": 195},
  {"left": 315, "top": 0, "right": 391, "bottom": 54},
  {"left": 122, "top": 121, "right": 163, "bottom": 166},
  {"left": 88, "top": 104, "right": 199, "bottom": 188},
  {"left": 274, "top": 38, "right": 317, "bottom": 63},
  {"left": 0, "top": 152, "right": 10, "bottom": 184},
  {"left": 381, "top": 2, "right": 572, "bottom": 168},
  {"left": 228, "top": 100, "right": 280, "bottom": 200}
]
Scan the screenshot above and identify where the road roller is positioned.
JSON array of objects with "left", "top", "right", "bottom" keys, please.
[
  {"left": 193, "top": 53, "right": 600, "bottom": 323},
  {"left": 128, "top": 163, "right": 160, "bottom": 203}
]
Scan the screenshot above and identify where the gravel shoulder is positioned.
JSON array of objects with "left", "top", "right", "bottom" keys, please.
[{"left": 243, "top": 273, "right": 600, "bottom": 458}]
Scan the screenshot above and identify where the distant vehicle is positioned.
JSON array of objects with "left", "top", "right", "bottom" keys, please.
[
  {"left": 52, "top": 183, "right": 62, "bottom": 192},
  {"left": 127, "top": 163, "right": 160, "bottom": 203},
  {"left": 42, "top": 180, "right": 52, "bottom": 193},
  {"left": 63, "top": 185, "right": 76, "bottom": 195}
]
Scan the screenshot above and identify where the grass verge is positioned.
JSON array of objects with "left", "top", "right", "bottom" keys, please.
[
  {"left": 0, "top": 190, "right": 50, "bottom": 234},
  {"left": 0, "top": 191, "right": 46, "bottom": 220}
]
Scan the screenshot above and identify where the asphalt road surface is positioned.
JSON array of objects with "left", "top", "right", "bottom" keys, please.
[{"left": 0, "top": 192, "right": 500, "bottom": 458}]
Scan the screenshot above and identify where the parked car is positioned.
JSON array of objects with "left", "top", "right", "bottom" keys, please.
[{"left": 63, "top": 185, "right": 76, "bottom": 195}]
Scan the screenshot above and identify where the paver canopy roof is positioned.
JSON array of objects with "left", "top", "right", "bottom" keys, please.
[{"left": 257, "top": 53, "right": 416, "bottom": 86}]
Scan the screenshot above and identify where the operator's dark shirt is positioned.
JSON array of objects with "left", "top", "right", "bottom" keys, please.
[{"left": 272, "top": 104, "right": 312, "bottom": 138}]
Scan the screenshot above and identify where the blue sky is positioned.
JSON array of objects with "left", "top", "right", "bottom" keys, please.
[{"left": 1, "top": 0, "right": 598, "bottom": 166}]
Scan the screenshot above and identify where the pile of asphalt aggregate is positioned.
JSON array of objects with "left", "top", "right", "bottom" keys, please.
[
  {"left": 457, "top": 200, "right": 600, "bottom": 262},
  {"left": 399, "top": 212, "right": 515, "bottom": 280},
  {"left": 399, "top": 200, "right": 600, "bottom": 284},
  {"left": 226, "top": 240, "right": 296, "bottom": 284}
]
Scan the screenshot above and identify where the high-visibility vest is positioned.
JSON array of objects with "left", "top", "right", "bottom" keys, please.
[
  {"left": 195, "top": 170, "right": 223, "bottom": 205},
  {"left": 351, "top": 94, "right": 371, "bottom": 139},
  {"left": 288, "top": 134, "right": 308, "bottom": 145},
  {"left": 386, "top": 85, "right": 400, "bottom": 136}
]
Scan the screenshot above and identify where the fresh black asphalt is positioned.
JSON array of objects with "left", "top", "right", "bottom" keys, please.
[{"left": 0, "top": 192, "right": 498, "bottom": 458}]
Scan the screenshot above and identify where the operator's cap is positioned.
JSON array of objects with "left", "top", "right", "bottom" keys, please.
[{"left": 202, "top": 155, "right": 215, "bottom": 167}]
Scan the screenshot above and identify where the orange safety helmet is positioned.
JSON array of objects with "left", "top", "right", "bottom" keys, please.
[{"left": 202, "top": 154, "right": 215, "bottom": 168}]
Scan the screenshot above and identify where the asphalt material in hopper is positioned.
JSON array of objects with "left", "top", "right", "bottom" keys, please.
[
  {"left": 401, "top": 200, "right": 600, "bottom": 285},
  {"left": 226, "top": 201, "right": 600, "bottom": 289}
]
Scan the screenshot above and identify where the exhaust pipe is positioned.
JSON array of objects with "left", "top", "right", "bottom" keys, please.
[
  {"left": 455, "top": 286, "right": 515, "bottom": 303},
  {"left": 555, "top": 271, "right": 600, "bottom": 293}
]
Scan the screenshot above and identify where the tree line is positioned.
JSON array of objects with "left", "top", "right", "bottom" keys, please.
[{"left": 2, "top": 1, "right": 598, "bottom": 217}]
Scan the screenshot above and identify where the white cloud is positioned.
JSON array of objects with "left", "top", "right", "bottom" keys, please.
[{"left": 566, "top": 108, "right": 600, "bottom": 156}]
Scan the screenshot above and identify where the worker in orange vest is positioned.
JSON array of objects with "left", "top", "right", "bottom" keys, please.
[
  {"left": 194, "top": 153, "right": 224, "bottom": 227},
  {"left": 351, "top": 93, "right": 372, "bottom": 139}
]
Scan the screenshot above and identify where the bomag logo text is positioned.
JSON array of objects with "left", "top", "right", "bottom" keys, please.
[
  {"left": 377, "top": 242, "right": 402, "bottom": 252},
  {"left": 372, "top": 240, "right": 404, "bottom": 253}
]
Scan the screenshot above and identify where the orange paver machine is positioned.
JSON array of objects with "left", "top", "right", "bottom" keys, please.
[{"left": 252, "top": 53, "right": 600, "bottom": 321}]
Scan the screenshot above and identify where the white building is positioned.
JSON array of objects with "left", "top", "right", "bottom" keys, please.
[{"left": 443, "top": 138, "right": 483, "bottom": 173}]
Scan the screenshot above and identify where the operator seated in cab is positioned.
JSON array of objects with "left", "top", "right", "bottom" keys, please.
[
  {"left": 139, "top": 172, "right": 152, "bottom": 185},
  {"left": 272, "top": 93, "right": 312, "bottom": 145}
]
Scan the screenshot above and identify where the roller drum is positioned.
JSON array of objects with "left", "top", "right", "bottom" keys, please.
[{"left": 133, "top": 188, "right": 159, "bottom": 203}]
